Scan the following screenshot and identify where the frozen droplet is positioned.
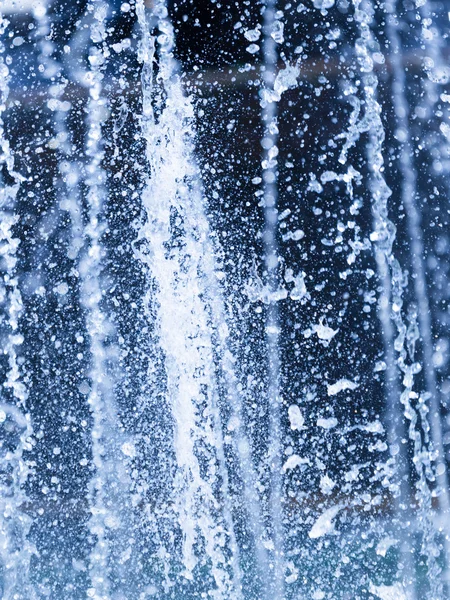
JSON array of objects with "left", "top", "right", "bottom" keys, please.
[
  {"left": 368, "top": 440, "right": 388, "bottom": 452},
  {"left": 282, "top": 454, "right": 309, "bottom": 471},
  {"left": 121, "top": 442, "right": 136, "bottom": 458},
  {"left": 288, "top": 405, "right": 304, "bottom": 430},
  {"left": 290, "top": 272, "right": 309, "bottom": 302},
  {"left": 436, "top": 462, "right": 446, "bottom": 476},
  {"left": 244, "top": 28, "right": 261, "bottom": 42},
  {"left": 308, "top": 505, "right": 341, "bottom": 539},
  {"left": 363, "top": 421, "right": 384, "bottom": 434},
  {"left": 313, "top": 320, "right": 339, "bottom": 341},
  {"left": 246, "top": 43, "right": 260, "bottom": 55},
  {"left": 376, "top": 537, "right": 398, "bottom": 557},
  {"left": 266, "top": 324, "right": 280, "bottom": 335},
  {"left": 54, "top": 282, "right": 69, "bottom": 295},
  {"left": 327, "top": 379, "right": 359, "bottom": 396},
  {"left": 78, "top": 381, "right": 90, "bottom": 395},
  {"left": 285, "top": 561, "right": 298, "bottom": 584},
  {"left": 369, "top": 582, "right": 409, "bottom": 600},
  {"left": 289, "top": 229, "right": 305, "bottom": 241},
  {"left": 320, "top": 474, "right": 335, "bottom": 495},
  {"left": 273, "top": 63, "right": 300, "bottom": 97},
  {"left": 313, "top": 0, "right": 335, "bottom": 8},
  {"left": 271, "top": 20, "right": 284, "bottom": 44},
  {"left": 317, "top": 417, "right": 338, "bottom": 429},
  {"left": 32, "top": 2, "right": 47, "bottom": 19}
]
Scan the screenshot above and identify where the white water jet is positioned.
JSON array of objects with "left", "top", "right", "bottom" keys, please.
[
  {"left": 348, "top": 0, "right": 443, "bottom": 596},
  {"left": 135, "top": 1, "right": 244, "bottom": 596},
  {"left": 259, "top": 2, "right": 284, "bottom": 598},
  {"left": 80, "top": 2, "right": 134, "bottom": 597},
  {"left": 384, "top": 0, "right": 450, "bottom": 584},
  {"left": 0, "top": 13, "right": 35, "bottom": 599}
]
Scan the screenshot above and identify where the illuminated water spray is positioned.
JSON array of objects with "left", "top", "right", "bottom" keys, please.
[{"left": 0, "top": 0, "right": 449, "bottom": 598}]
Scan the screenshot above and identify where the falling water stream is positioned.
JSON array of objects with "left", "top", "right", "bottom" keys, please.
[{"left": 0, "top": 0, "right": 449, "bottom": 598}]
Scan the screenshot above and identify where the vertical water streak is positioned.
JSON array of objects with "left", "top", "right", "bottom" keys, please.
[
  {"left": 260, "top": 2, "right": 284, "bottom": 598},
  {"left": 33, "top": 2, "right": 84, "bottom": 262},
  {"left": 32, "top": 1, "right": 85, "bottom": 374},
  {"left": 81, "top": 2, "right": 134, "bottom": 597},
  {"left": 416, "top": 0, "right": 448, "bottom": 109},
  {"left": 415, "top": 5, "right": 450, "bottom": 536},
  {"left": 349, "top": 0, "right": 442, "bottom": 595},
  {"left": 339, "top": 79, "right": 422, "bottom": 595},
  {"left": 417, "top": 0, "right": 450, "bottom": 193},
  {"left": 138, "top": 2, "right": 269, "bottom": 590},
  {"left": 135, "top": 1, "right": 243, "bottom": 596},
  {"left": 83, "top": 3, "right": 113, "bottom": 597},
  {"left": 0, "top": 14, "right": 35, "bottom": 600},
  {"left": 198, "top": 242, "right": 270, "bottom": 591},
  {"left": 385, "top": 0, "right": 450, "bottom": 577},
  {"left": 377, "top": 256, "right": 418, "bottom": 599}
]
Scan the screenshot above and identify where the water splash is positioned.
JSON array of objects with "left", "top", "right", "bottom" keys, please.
[{"left": 0, "top": 0, "right": 449, "bottom": 598}]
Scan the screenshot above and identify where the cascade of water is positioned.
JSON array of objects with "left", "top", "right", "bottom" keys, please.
[
  {"left": 260, "top": 2, "right": 284, "bottom": 598},
  {"left": 195, "top": 201, "right": 270, "bottom": 591},
  {"left": 347, "top": 0, "right": 443, "bottom": 595},
  {"left": 80, "top": 2, "right": 134, "bottom": 597},
  {"left": 0, "top": 13, "right": 35, "bottom": 600},
  {"left": 135, "top": 1, "right": 244, "bottom": 596},
  {"left": 385, "top": 0, "right": 450, "bottom": 580}
]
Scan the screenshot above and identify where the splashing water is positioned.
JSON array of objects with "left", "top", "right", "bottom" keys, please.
[{"left": 0, "top": 0, "right": 450, "bottom": 598}]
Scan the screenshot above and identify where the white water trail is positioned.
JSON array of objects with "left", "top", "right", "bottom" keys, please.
[
  {"left": 376, "top": 259, "right": 417, "bottom": 600},
  {"left": 260, "top": 2, "right": 284, "bottom": 598},
  {"left": 0, "top": 14, "right": 36, "bottom": 600},
  {"left": 201, "top": 242, "right": 270, "bottom": 591},
  {"left": 343, "top": 0, "right": 443, "bottom": 595},
  {"left": 135, "top": 1, "right": 245, "bottom": 596},
  {"left": 385, "top": 0, "right": 450, "bottom": 581},
  {"left": 80, "top": 3, "right": 134, "bottom": 598}
]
